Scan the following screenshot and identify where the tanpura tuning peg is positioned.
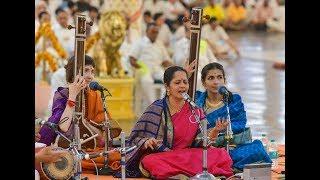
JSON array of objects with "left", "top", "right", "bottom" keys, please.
[{"left": 67, "top": 25, "right": 75, "bottom": 29}]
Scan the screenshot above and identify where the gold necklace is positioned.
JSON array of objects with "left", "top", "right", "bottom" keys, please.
[
  {"left": 168, "top": 100, "right": 184, "bottom": 115},
  {"left": 205, "top": 98, "right": 223, "bottom": 108}
]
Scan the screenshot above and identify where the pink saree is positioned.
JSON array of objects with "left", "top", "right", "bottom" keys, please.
[{"left": 141, "top": 102, "right": 233, "bottom": 179}]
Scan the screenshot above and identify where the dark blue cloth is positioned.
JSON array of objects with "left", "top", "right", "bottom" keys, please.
[
  {"left": 195, "top": 91, "right": 246, "bottom": 134},
  {"left": 195, "top": 91, "right": 272, "bottom": 170},
  {"left": 230, "top": 140, "right": 272, "bottom": 170}
]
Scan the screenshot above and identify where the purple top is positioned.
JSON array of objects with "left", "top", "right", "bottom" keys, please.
[{"left": 39, "top": 87, "right": 74, "bottom": 145}]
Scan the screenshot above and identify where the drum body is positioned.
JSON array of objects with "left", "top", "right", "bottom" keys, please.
[{"left": 40, "top": 147, "right": 75, "bottom": 180}]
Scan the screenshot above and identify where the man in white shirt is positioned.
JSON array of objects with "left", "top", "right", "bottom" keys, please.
[
  {"left": 53, "top": 8, "right": 74, "bottom": 57},
  {"left": 154, "top": 12, "right": 172, "bottom": 50},
  {"left": 266, "top": 0, "right": 284, "bottom": 32},
  {"left": 173, "top": 22, "right": 217, "bottom": 90},
  {"left": 163, "top": 0, "right": 187, "bottom": 32},
  {"left": 143, "top": 0, "right": 165, "bottom": 16},
  {"left": 202, "top": 17, "right": 240, "bottom": 60},
  {"left": 35, "top": 0, "right": 48, "bottom": 31},
  {"left": 141, "top": 11, "right": 153, "bottom": 37},
  {"left": 88, "top": 6, "right": 99, "bottom": 35},
  {"left": 164, "top": 0, "right": 186, "bottom": 21},
  {"left": 129, "top": 23, "right": 173, "bottom": 105}
]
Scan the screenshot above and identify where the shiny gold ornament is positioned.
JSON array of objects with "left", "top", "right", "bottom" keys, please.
[{"left": 85, "top": 11, "right": 127, "bottom": 78}]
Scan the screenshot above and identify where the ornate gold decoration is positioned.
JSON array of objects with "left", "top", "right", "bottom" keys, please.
[{"left": 85, "top": 11, "right": 127, "bottom": 78}]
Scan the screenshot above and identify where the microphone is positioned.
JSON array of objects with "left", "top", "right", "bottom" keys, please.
[
  {"left": 182, "top": 93, "right": 199, "bottom": 108},
  {"left": 89, "top": 81, "right": 108, "bottom": 91},
  {"left": 218, "top": 85, "right": 229, "bottom": 96}
]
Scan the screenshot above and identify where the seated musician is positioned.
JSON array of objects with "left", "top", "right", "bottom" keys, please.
[
  {"left": 38, "top": 55, "right": 106, "bottom": 147},
  {"left": 194, "top": 62, "right": 272, "bottom": 171},
  {"left": 124, "top": 66, "right": 233, "bottom": 179}
]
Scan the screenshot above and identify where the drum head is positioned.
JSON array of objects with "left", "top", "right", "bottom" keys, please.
[{"left": 41, "top": 147, "right": 75, "bottom": 180}]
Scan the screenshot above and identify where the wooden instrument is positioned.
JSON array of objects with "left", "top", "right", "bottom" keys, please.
[
  {"left": 56, "top": 14, "right": 97, "bottom": 150},
  {"left": 184, "top": 8, "right": 209, "bottom": 100},
  {"left": 40, "top": 147, "right": 75, "bottom": 180}
]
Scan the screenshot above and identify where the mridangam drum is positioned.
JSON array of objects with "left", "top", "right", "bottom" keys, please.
[
  {"left": 35, "top": 142, "right": 47, "bottom": 179},
  {"left": 41, "top": 147, "right": 75, "bottom": 180}
]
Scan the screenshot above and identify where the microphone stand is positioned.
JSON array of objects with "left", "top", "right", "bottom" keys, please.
[
  {"left": 120, "top": 132, "right": 126, "bottom": 180},
  {"left": 70, "top": 111, "right": 88, "bottom": 180},
  {"left": 47, "top": 118, "right": 87, "bottom": 180},
  {"left": 118, "top": 132, "right": 137, "bottom": 180},
  {"left": 48, "top": 125, "right": 72, "bottom": 144},
  {"left": 98, "top": 90, "right": 114, "bottom": 175},
  {"left": 190, "top": 106, "right": 216, "bottom": 180},
  {"left": 222, "top": 94, "right": 233, "bottom": 154}
]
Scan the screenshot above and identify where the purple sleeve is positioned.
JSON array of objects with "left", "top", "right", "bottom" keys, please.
[{"left": 39, "top": 97, "right": 67, "bottom": 146}]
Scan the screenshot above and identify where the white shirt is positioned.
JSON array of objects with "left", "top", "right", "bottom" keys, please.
[
  {"left": 89, "top": 0, "right": 100, "bottom": 7},
  {"left": 173, "top": 36, "right": 217, "bottom": 67},
  {"left": 157, "top": 24, "right": 172, "bottom": 47},
  {"left": 50, "top": 67, "right": 67, "bottom": 91},
  {"left": 143, "top": 0, "right": 165, "bottom": 16},
  {"left": 173, "top": 25, "right": 186, "bottom": 42},
  {"left": 90, "top": 23, "right": 99, "bottom": 35},
  {"left": 173, "top": 37, "right": 217, "bottom": 90},
  {"left": 35, "top": 20, "right": 40, "bottom": 35},
  {"left": 129, "top": 36, "right": 171, "bottom": 73},
  {"left": 119, "top": 27, "right": 140, "bottom": 75},
  {"left": 53, "top": 24, "right": 75, "bottom": 57},
  {"left": 47, "top": 67, "right": 67, "bottom": 114},
  {"left": 256, "top": 0, "right": 279, "bottom": 9},
  {"left": 182, "top": 0, "right": 206, "bottom": 8},
  {"left": 267, "top": 5, "right": 285, "bottom": 32},
  {"left": 202, "top": 24, "right": 230, "bottom": 53},
  {"left": 163, "top": 1, "right": 186, "bottom": 21},
  {"left": 141, "top": 21, "right": 147, "bottom": 37}
]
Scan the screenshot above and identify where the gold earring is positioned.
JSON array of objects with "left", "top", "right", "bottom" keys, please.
[{"left": 167, "top": 90, "right": 170, "bottom": 96}]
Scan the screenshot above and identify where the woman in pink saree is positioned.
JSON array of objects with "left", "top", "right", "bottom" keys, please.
[{"left": 123, "top": 66, "right": 233, "bottom": 179}]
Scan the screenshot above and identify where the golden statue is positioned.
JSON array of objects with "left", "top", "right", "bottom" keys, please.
[{"left": 86, "top": 11, "right": 127, "bottom": 78}]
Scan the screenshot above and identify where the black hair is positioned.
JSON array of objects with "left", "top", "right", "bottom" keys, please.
[
  {"left": 38, "top": 11, "right": 49, "bottom": 20},
  {"left": 163, "top": 66, "right": 188, "bottom": 86},
  {"left": 67, "top": 1, "right": 75, "bottom": 8},
  {"left": 143, "top": 10, "right": 151, "bottom": 17},
  {"left": 153, "top": 12, "right": 163, "bottom": 21},
  {"left": 55, "top": 7, "right": 65, "bottom": 16},
  {"left": 201, "top": 62, "right": 233, "bottom": 103},
  {"left": 209, "top": 16, "right": 218, "bottom": 24},
  {"left": 64, "top": 55, "right": 96, "bottom": 83},
  {"left": 201, "top": 62, "right": 225, "bottom": 82},
  {"left": 89, "top": 6, "right": 99, "bottom": 13}
]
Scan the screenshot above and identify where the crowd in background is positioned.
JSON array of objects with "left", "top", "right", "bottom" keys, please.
[{"left": 35, "top": 0, "right": 285, "bottom": 112}]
